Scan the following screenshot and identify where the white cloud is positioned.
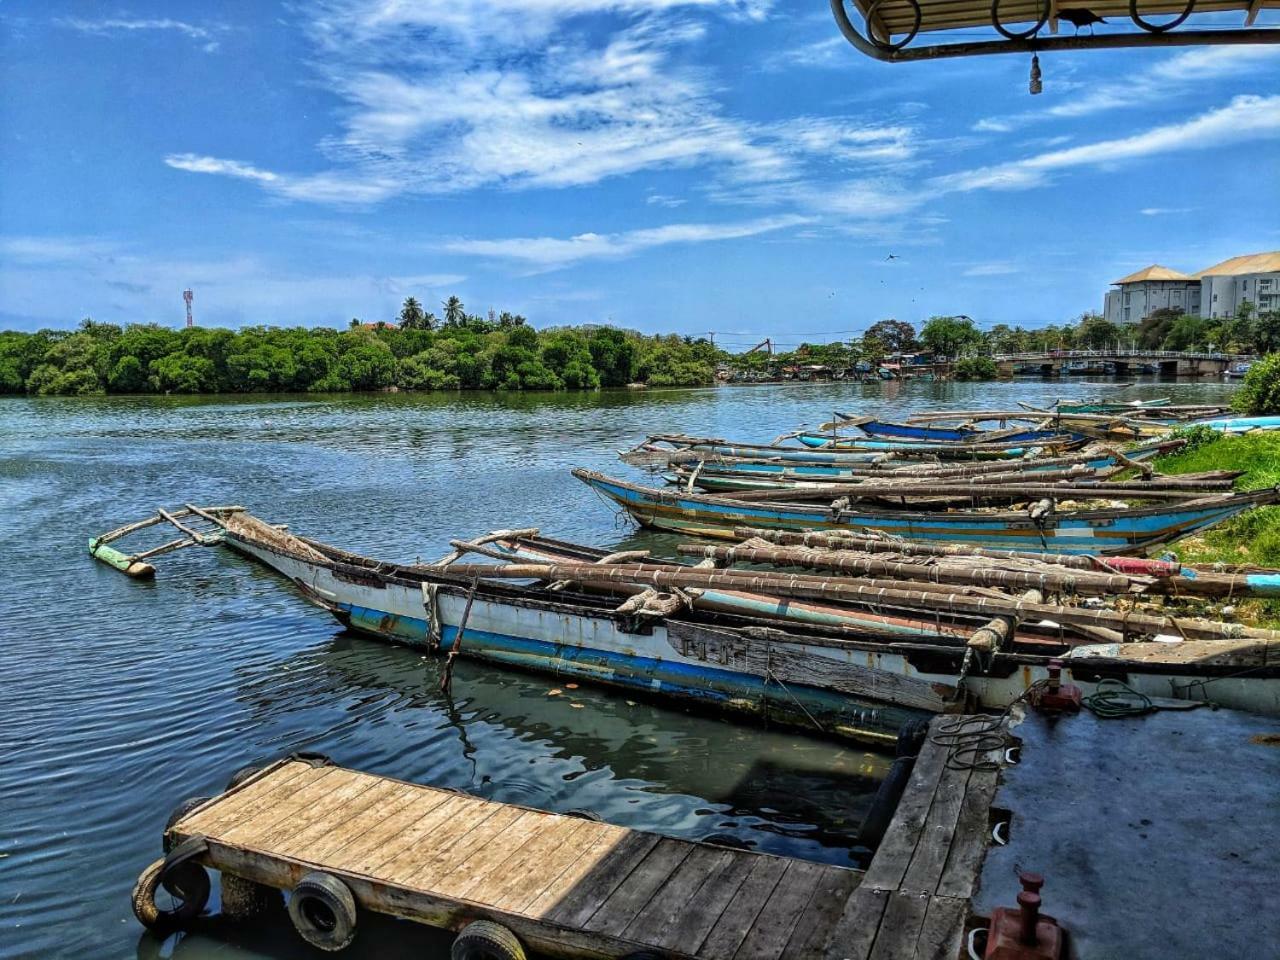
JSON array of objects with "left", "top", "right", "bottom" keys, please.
[
  {"left": 646, "top": 194, "right": 687, "bottom": 207},
  {"left": 963, "top": 262, "right": 1019, "bottom": 276},
  {"left": 974, "top": 46, "right": 1280, "bottom": 132},
  {"left": 938, "top": 95, "right": 1280, "bottom": 194},
  {"left": 763, "top": 36, "right": 847, "bottom": 71},
  {"left": 164, "top": 154, "right": 280, "bottom": 183},
  {"left": 1140, "top": 207, "right": 1192, "bottom": 216},
  {"left": 444, "top": 215, "right": 812, "bottom": 270},
  {"left": 58, "top": 17, "right": 219, "bottom": 42}
]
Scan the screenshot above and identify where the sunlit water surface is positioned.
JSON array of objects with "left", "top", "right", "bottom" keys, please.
[{"left": 0, "top": 378, "right": 1237, "bottom": 958}]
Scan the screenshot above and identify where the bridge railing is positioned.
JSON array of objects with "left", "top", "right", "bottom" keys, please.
[{"left": 991, "top": 349, "right": 1255, "bottom": 362}]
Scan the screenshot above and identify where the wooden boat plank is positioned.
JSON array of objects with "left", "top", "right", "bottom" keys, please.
[
  {"left": 272, "top": 778, "right": 406, "bottom": 861},
  {"left": 336, "top": 790, "right": 456, "bottom": 874},
  {"left": 913, "top": 895, "right": 968, "bottom": 960},
  {"left": 859, "top": 736, "right": 949, "bottom": 892},
  {"left": 178, "top": 762, "right": 324, "bottom": 835},
  {"left": 820, "top": 884, "right": 889, "bottom": 960},
  {"left": 777, "top": 864, "right": 862, "bottom": 960},
  {"left": 866, "top": 890, "right": 929, "bottom": 960},
  {"left": 299, "top": 781, "right": 430, "bottom": 865},
  {"left": 215, "top": 767, "right": 355, "bottom": 845},
  {"left": 539, "top": 831, "right": 662, "bottom": 925},
  {"left": 936, "top": 759, "right": 1003, "bottom": 900},
  {"left": 899, "top": 759, "right": 974, "bottom": 896},
  {"left": 484, "top": 816, "right": 600, "bottom": 912},
  {"left": 584, "top": 837, "right": 692, "bottom": 935},
  {"left": 444, "top": 810, "right": 550, "bottom": 903},
  {"left": 695, "top": 853, "right": 789, "bottom": 959},
  {"left": 370, "top": 796, "right": 504, "bottom": 882},
  {"left": 652, "top": 850, "right": 758, "bottom": 952},
  {"left": 251, "top": 773, "right": 380, "bottom": 851},
  {"left": 731, "top": 858, "right": 827, "bottom": 960},
  {"left": 401, "top": 806, "right": 529, "bottom": 891},
  {"left": 623, "top": 846, "right": 733, "bottom": 945}
]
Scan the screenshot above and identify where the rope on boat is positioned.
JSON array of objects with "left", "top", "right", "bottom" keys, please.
[{"left": 1081, "top": 679, "right": 1155, "bottom": 718}]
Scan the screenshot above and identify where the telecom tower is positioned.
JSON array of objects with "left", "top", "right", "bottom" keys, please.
[{"left": 183, "top": 289, "right": 194, "bottom": 328}]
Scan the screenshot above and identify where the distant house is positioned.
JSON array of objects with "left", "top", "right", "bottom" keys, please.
[
  {"left": 360, "top": 321, "right": 399, "bottom": 331},
  {"left": 1103, "top": 251, "right": 1280, "bottom": 324}
]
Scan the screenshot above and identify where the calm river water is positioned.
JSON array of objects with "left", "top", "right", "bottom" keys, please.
[{"left": 0, "top": 377, "right": 1237, "bottom": 959}]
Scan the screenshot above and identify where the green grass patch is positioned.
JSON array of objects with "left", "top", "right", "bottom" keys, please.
[{"left": 1154, "top": 432, "right": 1280, "bottom": 569}]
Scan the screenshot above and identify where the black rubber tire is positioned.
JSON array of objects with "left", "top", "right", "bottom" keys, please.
[
  {"left": 564, "top": 808, "right": 602, "bottom": 822},
  {"left": 226, "top": 764, "right": 263, "bottom": 791},
  {"left": 163, "top": 796, "right": 213, "bottom": 851},
  {"left": 288, "top": 871, "right": 358, "bottom": 952},
  {"left": 451, "top": 920, "right": 527, "bottom": 960},
  {"left": 132, "top": 857, "right": 211, "bottom": 930}
]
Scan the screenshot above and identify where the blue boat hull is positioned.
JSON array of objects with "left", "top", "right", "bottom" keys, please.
[{"left": 574, "top": 469, "right": 1276, "bottom": 554}]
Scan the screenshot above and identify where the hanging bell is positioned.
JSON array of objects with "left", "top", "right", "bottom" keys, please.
[{"left": 1029, "top": 54, "right": 1043, "bottom": 95}]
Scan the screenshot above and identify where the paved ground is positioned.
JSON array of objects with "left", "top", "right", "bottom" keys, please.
[{"left": 975, "top": 704, "right": 1280, "bottom": 960}]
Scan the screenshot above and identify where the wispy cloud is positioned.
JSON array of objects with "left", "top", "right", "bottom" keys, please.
[
  {"left": 938, "top": 95, "right": 1280, "bottom": 194},
  {"left": 443, "top": 215, "right": 812, "bottom": 270},
  {"left": 1140, "top": 207, "right": 1193, "bottom": 216},
  {"left": 963, "top": 262, "right": 1019, "bottom": 276},
  {"left": 646, "top": 194, "right": 687, "bottom": 208},
  {"left": 763, "top": 36, "right": 847, "bottom": 71},
  {"left": 57, "top": 17, "right": 226, "bottom": 51},
  {"left": 164, "top": 154, "right": 279, "bottom": 183},
  {"left": 974, "top": 46, "right": 1280, "bottom": 132}
]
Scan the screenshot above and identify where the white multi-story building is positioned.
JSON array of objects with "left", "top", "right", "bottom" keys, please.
[{"left": 1103, "top": 251, "right": 1280, "bottom": 324}]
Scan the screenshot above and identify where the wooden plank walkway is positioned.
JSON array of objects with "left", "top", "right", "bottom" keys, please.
[
  {"left": 167, "top": 715, "right": 1001, "bottom": 958},
  {"left": 821, "top": 715, "right": 1004, "bottom": 960},
  {"left": 170, "top": 760, "right": 859, "bottom": 959}
]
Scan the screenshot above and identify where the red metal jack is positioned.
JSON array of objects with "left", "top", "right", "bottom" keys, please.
[
  {"left": 984, "top": 872, "right": 1064, "bottom": 960},
  {"left": 1030, "top": 660, "right": 1081, "bottom": 716}
]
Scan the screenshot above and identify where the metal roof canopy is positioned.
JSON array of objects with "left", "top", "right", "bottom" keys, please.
[{"left": 830, "top": 0, "right": 1279, "bottom": 61}]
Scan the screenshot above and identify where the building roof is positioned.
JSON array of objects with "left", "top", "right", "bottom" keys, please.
[
  {"left": 1192, "top": 251, "right": 1280, "bottom": 279},
  {"left": 1112, "top": 265, "right": 1193, "bottom": 285}
]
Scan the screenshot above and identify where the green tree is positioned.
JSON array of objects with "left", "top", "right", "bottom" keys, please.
[
  {"left": 919, "top": 315, "right": 981, "bottom": 358},
  {"left": 1233, "top": 353, "right": 1280, "bottom": 415},
  {"left": 398, "top": 297, "right": 427, "bottom": 330},
  {"left": 443, "top": 296, "right": 466, "bottom": 327},
  {"left": 1076, "top": 313, "right": 1121, "bottom": 350},
  {"left": 865, "top": 319, "right": 916, "bottom": 354}
]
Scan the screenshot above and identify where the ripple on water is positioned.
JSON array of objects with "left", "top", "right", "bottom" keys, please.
[{"left": 0, "top": 380, "right": 1238, "bottom": 958}]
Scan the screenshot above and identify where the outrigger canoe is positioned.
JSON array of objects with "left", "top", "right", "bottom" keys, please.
[
  {"left": 824, "top": 415, "right": 1072, "bottom": 445},
  {"left": 89, "top": 508, "right": 1280, "bottom": 734},
  {"left": 573, "top": 468, "right": 1279, "bottom": 554},
  {"left": 792, "top": 432, "right": 1087, "bottom": 455}
]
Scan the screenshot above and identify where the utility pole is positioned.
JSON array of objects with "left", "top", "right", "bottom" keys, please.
[{"left": 183, "top": 289, "right": 194, "bottom": 329}]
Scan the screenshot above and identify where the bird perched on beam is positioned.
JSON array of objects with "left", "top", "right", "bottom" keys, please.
[{"left": 1057, "top": 7, "right": 1106, "bottom": 32}]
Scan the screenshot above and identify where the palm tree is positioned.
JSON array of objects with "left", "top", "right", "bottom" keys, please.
[
  {"left": 443, "top": 296, "right": 466, "bottom": 327},
  {"left": 398, "top": 296, "right": 426, "bottom": 329}
]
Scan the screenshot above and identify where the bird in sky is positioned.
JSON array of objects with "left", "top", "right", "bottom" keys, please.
[
  {"left": 885, "top": 253, "right": 899, "bottom": 260},
  {"left": 1057, "top": 8, "right": 1106, "bottom": 32}
]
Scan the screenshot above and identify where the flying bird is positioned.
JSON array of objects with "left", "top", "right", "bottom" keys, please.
[
  {"left": 1057, "top": 7, "right": 1106, "bottom": 32},
  {"left": 885, "top": 253, "right": 899, "bottom": 260}
]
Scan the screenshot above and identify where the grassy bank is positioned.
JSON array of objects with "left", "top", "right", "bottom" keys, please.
[{"left": 1155, "top": 430, "right": 1280, "bottom": 567}]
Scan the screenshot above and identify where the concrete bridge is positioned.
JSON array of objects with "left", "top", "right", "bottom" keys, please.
[{"left": 991, "top": 349, "right": 1253, "bottom": 378}]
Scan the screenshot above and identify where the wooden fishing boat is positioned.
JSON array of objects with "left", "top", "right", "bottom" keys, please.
[
  {"left": 1056, "top": 398, "right": 1171, "bottom": 415},
  {"left": 661, "top": 440, "right": 1181, "bottom": 486},
  {"left": 573, "top": 468, "right": 1279, "bottom": 554},
  {"left": 89, "top": 508, "right": 1280, "bottom": 734},
  {"left": 827, "top": 414, "right": 1067, "bottom": 444},
  {"left": 1191, "top": 415, "right": 1280, "bottom": 434},
  {"left": 792, "top": 431, "right": 1086, "bottom": 455}
]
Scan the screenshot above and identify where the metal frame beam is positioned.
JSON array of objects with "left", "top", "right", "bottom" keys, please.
[{"left": 830, "top": 0, "right": 1280, "bottom": 61}]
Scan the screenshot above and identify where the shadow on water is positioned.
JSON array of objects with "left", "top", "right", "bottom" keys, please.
[{"left": 0, "top": 380, "right": 1239, "bottom": 958}]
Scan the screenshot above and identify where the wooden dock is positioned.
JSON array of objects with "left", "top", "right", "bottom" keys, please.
[{"left": 154, "top": 716, "right": 1003, "bottom": 958}]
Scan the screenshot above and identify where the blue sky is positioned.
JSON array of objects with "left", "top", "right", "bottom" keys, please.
[{"left": 1, "top": 2, "right": 1278, "bottom": 345}]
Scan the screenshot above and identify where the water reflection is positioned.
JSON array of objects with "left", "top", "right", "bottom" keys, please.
[{"left": 0, "top": 379, "right": 1238, "bottom": 959}]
